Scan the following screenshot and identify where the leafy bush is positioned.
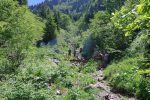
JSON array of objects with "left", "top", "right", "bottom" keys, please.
[
  {"left": 79, "top": 73, "right": 96, "bottom": 89},
  {"left": 0, "top": 0, "right": 44, "bottom": 74},
  {"left": 0, "top": 78, "right": 55, "bottom": 100},
  {"left": 51, "top": 65, "right": 74, "bottom": 89},
  {"left": 138, "top": 77, "right": 150, "bottom": 100},
  {"left": 65, "top": 87, "right": 95, "bottom": 100},
  {"left": 79, "top": 60, "right": 97, "bottom": 73},
  {"left": 104, "top": 57, "right": 150, "bottom": 99}
]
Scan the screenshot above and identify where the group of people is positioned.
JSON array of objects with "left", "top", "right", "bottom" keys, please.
[
  {"left": 99, "top": 51, "right": 109, "bottom": 68},
  {"left": 68, "top": 47, "right": 83, "bottom": 60},
  {"left": 68, "top": 47, "right": 109, "bottom": 68},
  {"left": 93, "top": 50, "right": 109, "bottom": 68}
]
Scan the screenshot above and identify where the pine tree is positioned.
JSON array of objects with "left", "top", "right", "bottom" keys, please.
[
  {"left": 40, "top": 2, "right": 51, "bottom": 19},
  {"left": 17, "top": 0, "right": 27, "bottom": 5},
  {"left": 43, "top": 15, "right": 57, "bottom": 43},
  {"left": 54, "top": 10, "right": 61, "bottom": 32}
]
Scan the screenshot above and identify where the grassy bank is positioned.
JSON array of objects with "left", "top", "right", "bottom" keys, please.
[{"left": 104, "top": 56, "right": 150, "bottom": 100}]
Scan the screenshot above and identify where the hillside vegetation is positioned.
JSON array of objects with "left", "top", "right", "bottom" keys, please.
[{"left": 0, "top": 0, "right": 149, "bottom": 100}]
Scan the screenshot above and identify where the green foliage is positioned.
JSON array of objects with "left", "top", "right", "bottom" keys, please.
[
  {"left": 138, "top": 77, "right": 150, "bottom": 100},
  {"left": 53, "top": 10, "right": 61, "bottom": 32},
  {"left": 103, "top": 0, "right": 125, "bottom": 12},
  {"left": 0, "top": 46, "right": 58, "bottom": 99},
  {"left": 79, "top": 73, "right": 96, "bottom": 88},
  {"left": 40, "top": 3, "right": 52, "bottom": 19},
  {"left": 50, "top": 65, "right": 74, "bottom": 89},
  {"left": 102, "top": 1, "right": 150, "bottom": 99},
  {"left": 43, "top": 15, "right": 57, "bottom": 43},
  {"left": 0, "top": 0, "right": 44, "bottom": 74},
  {"left": 79, "top": 60, "right": 97, "bottom": 73},
  {"left": 104, "top": 57, "right": 140, "bottom": 93},
  {"left": 104, "top": 56, "right": 150, "bottom": 99},
  {"left": 127, "top": 29, "right": 150, "bottom": 56},
  {"left": 65, "top": 87, "right": 95, "bottom": 100},
  {"left": 83, "top": 11, "right": 130, "bottom": 60},
  {"left": 89, "top": 11, "right": 112, "bottom": 50},
  {"left": 0, "top": 80, "right": 54, "bottom": 99},
  {"left": 59, "top": 14, "right": 72, "bottom": 31},
  {"left": 17, "top": 0, "right": 27, "bottom": 5},
  {"left": 31, "top": 0, "right": 91, "bottom": 21},
  {"left": 0, "top": 0, "right": 17, "bottom": 21},
  {"left": 0, "top": 1, "right": 56, "bottom": 99},
  {"left": 112, "top": 0, "right": 150, "bottom": 36},
  {"left": 0, "top": 0, "right": 149, "bottom": 99}
]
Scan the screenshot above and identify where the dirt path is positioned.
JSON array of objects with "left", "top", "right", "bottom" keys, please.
[
  {"left": 69, "top": 58, "right": 137, "bottom": 100},
  {"left": 90, "top": 70, "right": 137, "bottom": 100}
]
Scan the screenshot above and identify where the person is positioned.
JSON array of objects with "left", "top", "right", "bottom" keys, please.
[
  {"left": 68, "top": 49, "right": 71, "bottom": 56},
  {"left": 100, "top": 51, "right": 109, "bottom": 68},
  {"left": 77, "top": 48, "right": 83, "bottom": 60},
  {"left": 78, "top": 52, "right": 82, "bottom": 60},
  {"left": 79, "top": 48, "right": 83, "bottom": 53},
  {"left": 73, "top": 47, "right": 76, "bottom": 57},
  {"left": 103, "top": 51, "right": 109, "bottom": 67},
  {"left": 96, "top": 51, "right": 103, "bottom": 70},
  {"left": 93, "top": 50, "right": 100, "bottom": 60},
  {"left": 75, "top": 49, "right": 79, "bottom": 59}
]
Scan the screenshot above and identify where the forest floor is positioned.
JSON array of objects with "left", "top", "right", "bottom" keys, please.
[{"left": 91, "top": 69, "right": 137, "bottom": 100}]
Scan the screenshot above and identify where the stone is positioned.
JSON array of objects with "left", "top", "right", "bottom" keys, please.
[{"left": 56, "top": 90, "right": 61, "bottom": 95}]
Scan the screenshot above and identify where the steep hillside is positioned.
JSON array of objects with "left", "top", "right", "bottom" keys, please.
[
  {"left": 0, "top": 0, "right": 149, "bottom": 100},
  {"left": 30, "top": 0, "right": 91, "bottom": 20}
]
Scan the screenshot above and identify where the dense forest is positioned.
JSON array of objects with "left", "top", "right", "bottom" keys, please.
[{"left": 0, "top": 0, "right": 150, "bottom": 100}]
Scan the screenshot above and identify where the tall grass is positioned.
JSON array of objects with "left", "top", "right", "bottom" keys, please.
[{"left": 104, "top": 57, "right": 150, "bottom": 100}]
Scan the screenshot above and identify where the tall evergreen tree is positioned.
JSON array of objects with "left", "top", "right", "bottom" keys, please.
[
  {"left": 43, "top": 15, "right": 57, "bottom": 43},
  {"left": 54, "top": 10, "right": 61, "bottom": 32},
  {"left": 17, "top": 0, "right": 27, "bottom": 5},
  {"left": 40, "top": 2, "right": 51, "bottom": 19}
]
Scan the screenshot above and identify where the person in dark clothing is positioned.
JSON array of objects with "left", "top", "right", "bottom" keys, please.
[
  {"left": 68, "top": 49, "right": 71, "bottom": 56},
  {"left": 73, "top": 49, "right": 76, "bottom": 57},
  {"left": 103, "top": 51, "right": 109, "bottom": 67},
  {"left": 79, "top": 48, "right": 83, "bottom": 53},
  {"left": 100, "top": 51, "right": 109, "bottom": 68}
]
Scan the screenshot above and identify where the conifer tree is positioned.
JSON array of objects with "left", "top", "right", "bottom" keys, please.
[
  {"left": 54, "top": 10, "right": 61, "bottom": 32},
  {"left": 17, "top": 0, "right": 27, "bottom": 5},
  {"left": 40, "top": 2, "right": 51, "bottom": 19},
  {"left": 43, "top": 15, "right": 57, "bottom": 43}
]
